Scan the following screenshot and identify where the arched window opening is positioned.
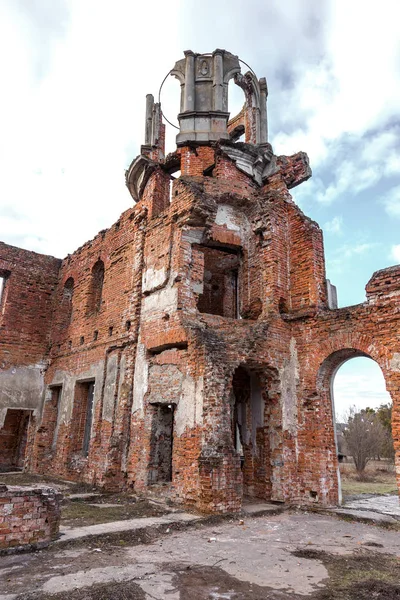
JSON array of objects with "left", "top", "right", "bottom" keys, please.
[
  {"left": 63, "top": 277, "right": 74, "bottom": 301},
  {"left": 87, "top": 260, "right": 104, "bottom": 316},
  {"left": 227, "top": 78, "right": 246, "bottom": 142},
  {"left": 331, "top": 356, "right": 395, "bottom": 503},
  {"left": 0, "top": 270, "right": 10, "bottom": 314},
  {"left": 60, "top": 277, "right": 74, "bottom": 327},
  {"left": 228, "top": 78, "right": 245, "bottom": 120}
]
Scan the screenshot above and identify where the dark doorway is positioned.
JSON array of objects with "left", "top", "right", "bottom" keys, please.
[
  {"left": 0, "top": 409, "right": 31, "bottom": 470},
  {"left": 148, "top": 404, "right": 175, "bottom": 484},
  {"left": 232, "top": 367, "right": 269, "bottom": 500}
]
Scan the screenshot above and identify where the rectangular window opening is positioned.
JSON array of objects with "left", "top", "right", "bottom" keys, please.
[
  {"left": 83, "top": 382, "right": 95, "bottom": 456},
  {"left": 196, "top": 246, "right": 239, "bottom": 318},
  {"left": 71, "top": 381, "right": 95, "bottom": 458}
]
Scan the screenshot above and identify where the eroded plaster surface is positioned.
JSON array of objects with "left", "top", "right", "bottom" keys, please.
[
  {"left": 143, "top": 285, "right": 178, "bottom": 315},
  {"left": 0, "top": 364, "right": 46, "bottom": 425},
  {"left": 102, "top": 354, "right": 119, "bottom": 422},
  {"left": 48, "top": 361, "right": 104, "bottom": 426},
  {"left": 132, "top": 342, "right": 148, "bottom": 417},
  {"left": 280, "top": 338, "right": 299, "bottom": 434},
  {"left": 390, "top": 352, "right": 400, "bottom": 373},
  {"left": 142, "top": 267, "right": 169, "bottom": 294}
]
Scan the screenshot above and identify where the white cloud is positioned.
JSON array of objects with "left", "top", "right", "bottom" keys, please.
[
  {"left": 383, "top": 186, "right": 400, "bottom": 219},
  {"left": 317, "top": 161, "right": 381, "bottom": 205},
  {"left": 324, "top": 215, "right": 343, "bottom": 235},
  {"left": 0, "top": 0, "right": 399, "bottom": 258},
  {"left": 360, "top": 128, "right": 400, "bottom": 166},
  {"left": 295, "top": 123, "right": 400, "bottom": 205},
  {"left": 0, "top": 0, "right": 183, "bottom": 257},
  {"left": 272, "top": 8, "right": 400, "bottom": 163},
  {"left": 271, "top": 2, "right": 400, "bottom": 208},
  {"left": 328, "top": 242, "right": 378, "bottom": 274},
  {"left": 337, "top": 243, "right": 377, "bottom": 258},
  {"left": 390, "top": 244, "right": 400, "bottom": 264}
]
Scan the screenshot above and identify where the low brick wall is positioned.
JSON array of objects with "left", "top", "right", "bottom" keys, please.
[{"left": 0, "top": 484, "right": 62, "bottom": 552}]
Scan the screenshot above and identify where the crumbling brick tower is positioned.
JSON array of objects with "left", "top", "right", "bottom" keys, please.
[{"left": 1, "top": 49, "right": 399, "bottom": 512}]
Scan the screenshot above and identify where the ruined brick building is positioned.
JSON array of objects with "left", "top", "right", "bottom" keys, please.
[{"left": 0, "top": 50, "right": 399, "bottom": 512}]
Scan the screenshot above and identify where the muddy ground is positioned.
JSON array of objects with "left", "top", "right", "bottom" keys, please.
[{"left": 1, "top": 511, "right": 400, "bottom": 599}]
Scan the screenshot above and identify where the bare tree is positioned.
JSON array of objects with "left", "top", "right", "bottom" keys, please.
[
  {"left": 376, "top": 403, "right": 395, "bottom": 462},
  {"left": 343, "top": 406, "right": 387, "bottom": 475}
]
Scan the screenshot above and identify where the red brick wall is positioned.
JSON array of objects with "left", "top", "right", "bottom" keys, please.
[
  {"left": 180, "top": 146, "right": 215, "bottom": 176},
  {"left": 288, "top": 289, "right": 400, "bottom": 503},
  {"left": 287, "top": 203, "right": 327, "bottom": 311}
]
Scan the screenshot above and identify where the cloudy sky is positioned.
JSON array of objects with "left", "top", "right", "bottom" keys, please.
[{"left": 1, "top": 0, "right": 398, "bottom": 415}]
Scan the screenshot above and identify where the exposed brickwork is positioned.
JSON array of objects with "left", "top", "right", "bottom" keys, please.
[
  {"left": 0, "top": 243, "right": 60, "bottom": 369},
  {"left": 0, "top": 485, "right": 61, "bottom": 552},
  {"left": 180, "top": 146, "right": 215, "bottom": 176},
  {"left": 1, "top": 63, "right": 399, "bottom": 514}
]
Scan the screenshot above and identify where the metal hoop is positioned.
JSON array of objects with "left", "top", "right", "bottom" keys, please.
[{"left": 158, "top": 70, "right": 179, "bottom": 130}]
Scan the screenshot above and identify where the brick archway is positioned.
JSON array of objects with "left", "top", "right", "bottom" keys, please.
[
  {"left": 316, "top": 348, "right": 374, "bottom": 399},
  {"left": 315, "top": 335, "right": 398, "bottom": 503},
  {"left": 316, "top": 331, "right": 388, "bottom": 381}
]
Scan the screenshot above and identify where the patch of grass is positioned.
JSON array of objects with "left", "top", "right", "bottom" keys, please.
[
  {"left": 293, "top": 548, "right": 400, "bottom": 599},
  {"left": 0, "top": 472, "right": 98, "bottom": 495},
  {"left": 340, "top": 460, "right": 397, "bottom": 498},
  {"left": 340, "top": 479, "right": 398, "bottom": 496},
  {"left": 0, "top": 473, "right": 74, "bottom": 489},
  {"left": 61, "top": 499, "right": 167, "bottom": 527}
]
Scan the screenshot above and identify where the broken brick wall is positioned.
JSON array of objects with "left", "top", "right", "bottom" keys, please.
[
  {"left": 288, "top": 265, "right": 400, "bottom": 504},
  {"left": 126, "top": 156, "right": 321, "bottom": 511},
  {"left": 36, "top": 144, "right": 338, "bottom": 510},
  {"left": 0, "top": 243, "right": 61, "bottom": 467},
  {"left": 287, "top": 203, "right": 327, "bottom": 311},
  {"left": 31, "top": 204, "right": 147, "bottom": 488},
  {"left": 0, "top": 485, "right": 61, "bottom": 552},
  {"left": 2, "top": 136, "right": 399, "bottom": 514}
]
